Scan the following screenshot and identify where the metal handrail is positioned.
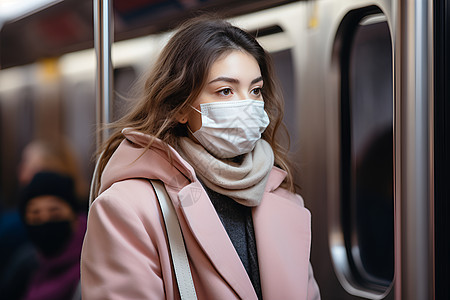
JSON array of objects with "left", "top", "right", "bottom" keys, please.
[{"left": 93, "top": 0, "right": 113, "bottom": 151}]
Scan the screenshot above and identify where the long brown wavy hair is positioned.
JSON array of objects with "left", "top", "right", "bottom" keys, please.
[{"left": 94, "top": 16, "right": 294, "bottom": 196}]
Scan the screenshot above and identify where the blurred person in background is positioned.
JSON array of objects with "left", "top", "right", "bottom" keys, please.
[
  {"left": 18, "top": 139, "right": 88, "bottom": 203},
  {"left": 0, "top": 138, "right": 88, "bottom": 299},
  {"left": 0, "top": 195, "right": 31, "bottom": 298},
  {"left": 17, "top": 171, "right": 86, "bottom": 300}
]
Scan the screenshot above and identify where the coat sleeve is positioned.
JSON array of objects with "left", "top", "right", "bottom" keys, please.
[
  {"left": 295, "top": 193, "right": 321, "bottom": 300},
  {"left": 297, "top": 193, "right": 321, "bottom": 300},
  {"left": 307, "top": 262, "right": 321, "bottom": 300},
  {"left": 80, "top": 180, "right": 173, "bottom": 300}
]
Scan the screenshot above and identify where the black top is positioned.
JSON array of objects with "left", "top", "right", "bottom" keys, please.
[{"left": 200, "top": 182, "right": 263, "bottom": 300}]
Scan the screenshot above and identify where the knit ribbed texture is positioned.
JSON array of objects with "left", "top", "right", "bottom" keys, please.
[{"left": 177, "top": 138, "right": 274, "bottom": 207}]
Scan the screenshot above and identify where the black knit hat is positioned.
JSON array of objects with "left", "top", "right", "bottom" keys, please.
[{"left": 20, "top": 171, "right": 79, "bottom": 219}]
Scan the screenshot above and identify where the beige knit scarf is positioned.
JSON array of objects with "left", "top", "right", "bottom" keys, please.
[{"left": 177, "top": 138, "right": 274, "bottom": 207}]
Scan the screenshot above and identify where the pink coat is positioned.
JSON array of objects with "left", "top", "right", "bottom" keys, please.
[{"left": 81, "top": 129, "right": 320, "bottom": 299}]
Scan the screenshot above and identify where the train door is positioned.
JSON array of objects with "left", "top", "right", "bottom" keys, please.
[
  {"left": 300, "top": 0, "right": 438, "bottom": 299},
  {"left": 299, "top": 1, "right": 396, "bottom": 299}
]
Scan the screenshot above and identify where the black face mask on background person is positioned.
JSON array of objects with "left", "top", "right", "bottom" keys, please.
[{"left": 26, "top": 220, "right": 73, "bottom": 258}]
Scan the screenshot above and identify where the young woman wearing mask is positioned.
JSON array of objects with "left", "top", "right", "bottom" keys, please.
[{"left": 81, "top": 16, "right": 320, "bottom": 300}]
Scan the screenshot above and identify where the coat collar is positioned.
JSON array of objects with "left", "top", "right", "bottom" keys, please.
[
  {"left": 99, "top": 129, "right": 195, "bottom": 194},
  {"left": 100, "top": 128, "right": 287, "bottom": 194}
]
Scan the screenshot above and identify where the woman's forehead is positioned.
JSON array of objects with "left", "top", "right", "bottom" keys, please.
[{"left": 207, "top": 50, "right": 261, "bottom": 83}]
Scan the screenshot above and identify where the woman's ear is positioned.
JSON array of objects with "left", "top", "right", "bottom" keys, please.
[{"left": 176, "top": 110, "right": 189, "bottom": 124}]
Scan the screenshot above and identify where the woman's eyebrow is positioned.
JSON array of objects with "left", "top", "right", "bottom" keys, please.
[
  {"left": 251, "top": 76, "right": 263, "bottom": 85},
  {"left": 208, "top": 76, "right": 239, "bottom": 84},
  {"left": 208, "top": 76, "right": 263, "bottom": 85}
]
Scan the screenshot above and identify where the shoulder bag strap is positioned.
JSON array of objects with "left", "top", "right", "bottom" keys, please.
[{"left": 150, "top": 180, "right": 198, "bottom": 300}]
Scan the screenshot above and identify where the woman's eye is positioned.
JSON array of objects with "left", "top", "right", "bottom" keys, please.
[
  {"left": 251, "top": 87, "right": 262, "bottom": 96},
  {"left": 218, "top": 88, "right": 232, "bottom": 96}
]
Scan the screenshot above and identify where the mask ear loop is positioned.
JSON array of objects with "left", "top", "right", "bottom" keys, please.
[
  {"left": 190, "top": 105, "right": 202, "bottom": 114},
  {"left": 186, "top": 105, "right": 202, "bottom": 134}
]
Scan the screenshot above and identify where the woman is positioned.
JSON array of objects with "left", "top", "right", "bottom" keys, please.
[
  {"left": 81, "top": 16, "right": 320, "bottom": 300},
  {"left": 20, "top": 171, "right": 86, "bottom": 300}
]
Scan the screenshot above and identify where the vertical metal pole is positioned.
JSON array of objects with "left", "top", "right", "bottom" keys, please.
[
  {"left": 395, "top": 0, "right": 434, "bottom": 299},
  {"left": 93, "top": 0, "right": 113, "bottom": 151}
]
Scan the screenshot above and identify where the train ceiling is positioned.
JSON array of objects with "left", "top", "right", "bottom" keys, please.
[{"left": 0, "top": 0, "right": 297, "bottom": 69}]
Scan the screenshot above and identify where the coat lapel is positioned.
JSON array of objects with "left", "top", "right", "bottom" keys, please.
[
  {"left": 252, "top": 190, "right": 312, "bottom": 299},
  {"left": 170, "top": 181, "right": 258, "bottom": 300}
]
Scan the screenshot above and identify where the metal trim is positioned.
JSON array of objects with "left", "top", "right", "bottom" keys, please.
[{"left": 394, "top": 0, "right": 434, "bottom": 299}]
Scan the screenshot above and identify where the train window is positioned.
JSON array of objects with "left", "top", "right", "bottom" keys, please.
[
  {"left": 271, "top": 49, "right": 297, "bottom": 142},
  {"left": 348, "top": 15, "right": 394, "bottom": 287},
  {"left": 332, "top": 7, "right": 394, "bottom": 298}
]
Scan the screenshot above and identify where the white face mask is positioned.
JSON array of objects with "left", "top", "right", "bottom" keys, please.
[{"left": 189, "top": 99, "right": 270, "bottom": 158}]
